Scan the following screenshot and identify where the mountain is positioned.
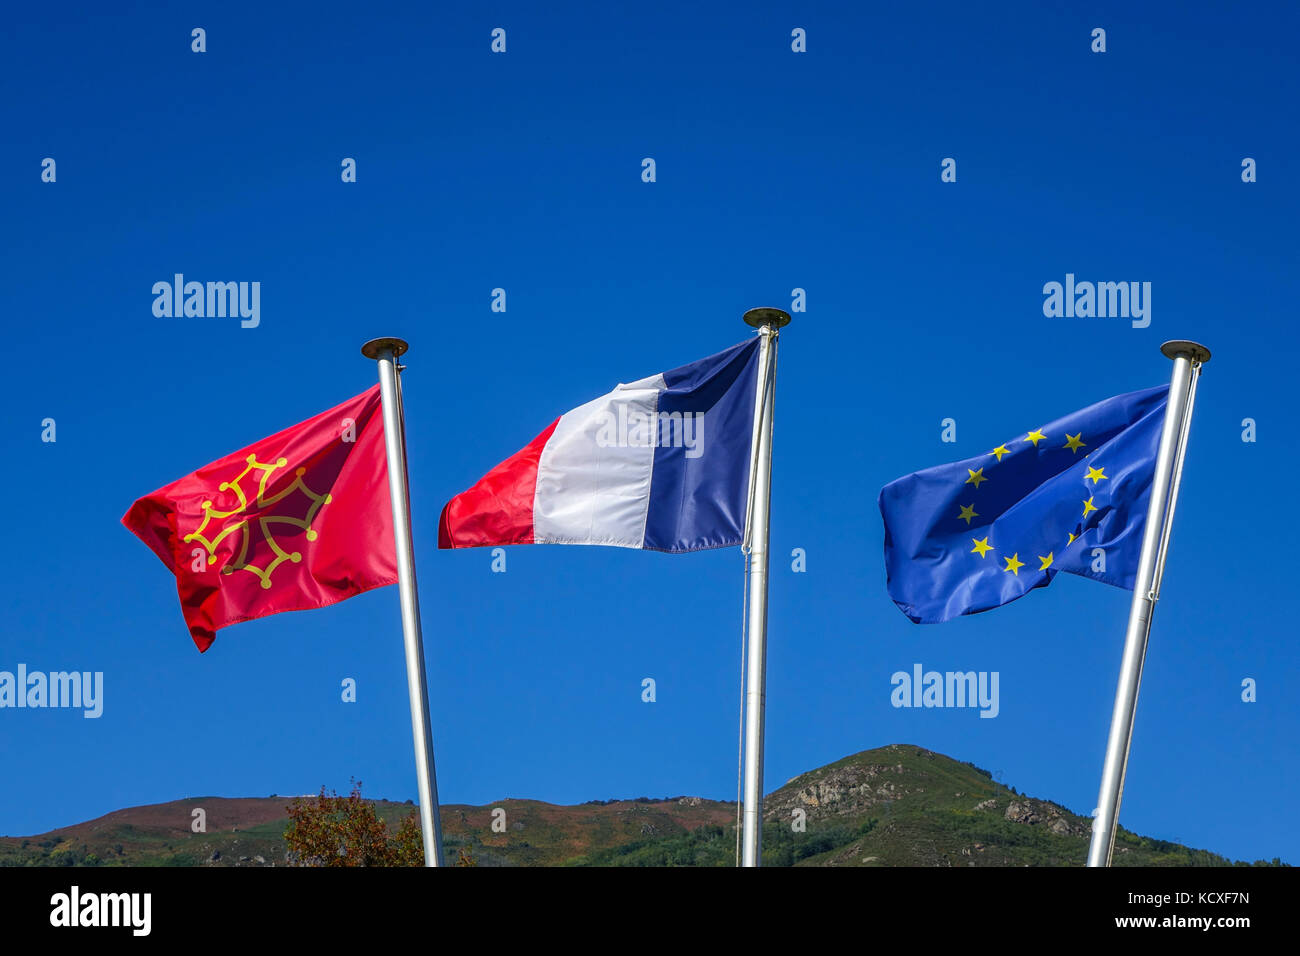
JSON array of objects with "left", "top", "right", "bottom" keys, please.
[{"left": 0, "top": 744, "right": 1285, "bottom": 867}]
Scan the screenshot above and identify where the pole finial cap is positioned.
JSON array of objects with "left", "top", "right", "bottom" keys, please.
[
  {"left": 361, "top": 337, "right": 410, "bottom": 360},
  {"left": 743, "top": 307, "right": 792, "bottom": 329},
  {"left": 1160, "top": 340, "right": 1211, "bottom": 364}
]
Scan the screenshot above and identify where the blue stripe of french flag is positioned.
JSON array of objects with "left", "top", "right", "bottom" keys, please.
[{"left": 438, "top": 338, "right": 761, "bottom": 553}]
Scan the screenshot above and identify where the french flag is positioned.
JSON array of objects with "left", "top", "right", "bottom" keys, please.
[{"left": 439, "top": 338, "right": 761, "bottom": 553}]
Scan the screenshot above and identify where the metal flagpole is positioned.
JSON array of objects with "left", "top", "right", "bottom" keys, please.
[
  {"left": 739, "top": 307, "right": 789, "bottom": 867},
  {"left": 362, "top": 337, "right": 445, "bottom": 867},
  {"left": 1086, "top": 339, "right": 1210, "bottom": 868}
]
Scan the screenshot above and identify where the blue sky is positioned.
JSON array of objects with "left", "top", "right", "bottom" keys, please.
[{"left": 2, "top": 1, "right": 1296, "bottom": 864}]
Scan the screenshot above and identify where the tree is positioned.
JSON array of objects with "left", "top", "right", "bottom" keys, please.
[
  {"left": 285, "top": 781, "right": 417, "bottom": 866},
  {"left": 284, "top": 781, "right": 477, "bottom": 866}
]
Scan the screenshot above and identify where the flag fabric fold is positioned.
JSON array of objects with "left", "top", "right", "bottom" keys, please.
[
  {"left": 122, "top": 386, "right": 397, "bottom": 652},
  {"left": 439, "top": 337, "right": 761, "bottom": 553},
  {"left": 879, "top": 385, "right": 1169, "bottom": 624}
]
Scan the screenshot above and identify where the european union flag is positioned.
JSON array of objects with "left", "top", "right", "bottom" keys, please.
[{"left": 879, "top": 386, "right": 1169, "bottom": 624}]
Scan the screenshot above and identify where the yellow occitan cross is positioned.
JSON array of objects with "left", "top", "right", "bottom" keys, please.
[
  {"left": 1064, "top": 433, "right": 1086, "bottom": 453},
  {"left": 957, "top": 504, "right": 979, "bottom": 525},
  {"left": 183, "top": 454, "right": 332, "bottom": 590},
  {"left": 1003, "top": 553, "right": 1025, "bottom": 575},
  {"left": 965, "top": 467, "right": 988, "bottom": 488},
  {"left": 971, "top": 537, "right": 993, "bottom": 558}
]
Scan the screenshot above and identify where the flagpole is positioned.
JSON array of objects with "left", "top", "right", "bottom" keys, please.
[
  {"left": 1087, "top": 339, "right": 1210, "bottom": 867},
  {"left": 362, "top": 337, "right": 445, "bottom": 867},
  {"left": 740, "top": 307, "right": 789, "bottom": 867}
]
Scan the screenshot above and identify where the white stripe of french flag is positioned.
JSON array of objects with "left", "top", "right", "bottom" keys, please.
[{"left": 438, "top": 338, "right": 761, "bottom": 553}]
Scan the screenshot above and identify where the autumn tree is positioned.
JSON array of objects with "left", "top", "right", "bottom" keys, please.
[{"left": 284, "top": 781, "right": 475, "bottom": 866}]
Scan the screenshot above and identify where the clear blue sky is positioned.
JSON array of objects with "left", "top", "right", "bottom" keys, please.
[{"left": 2, "top": 1, "right": 1295, "bottom": 865}]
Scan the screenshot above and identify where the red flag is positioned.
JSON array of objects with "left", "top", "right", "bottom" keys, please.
[{"left": 123, "top": 386, "right": 397, "bottom": 652}]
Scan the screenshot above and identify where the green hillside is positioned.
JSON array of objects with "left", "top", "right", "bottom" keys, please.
[{"left": 0, "top": 745, "right": 1287, "bottom": 867}]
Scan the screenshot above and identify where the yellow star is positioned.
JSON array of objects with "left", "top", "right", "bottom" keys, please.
[
  {"left": 971, "top": 537, "right": 993, "bottom": 558},
  {"left": 957, "top": 504, "right": 979, "bottom": 525},
  {"left": 1024, "top": 429, "right": 1047, "bottom": 446},
  {"left": 990, "top": 444, "right": 1011, "bottom": 462},
  {"left": 1064, "top": 433, "right": 1086, "bottom": 453},
  {"left": 1085, "top": 465, "right": 1108, "bottom": 485},
  {"left": 965, "top": 467, "right": 987, "bottom": 488},
  {"left": 1082, "top": 496, "right": 1098, "bottom": 517},
  {"left": 1067, "top": 531, "right": 1077, "bottom": 545},
  {"left": 1038, "top": 552, "right": 1054, "bottom": 571},
  {"left": 1003, "top": 553, "right": 1025, "bottom": 575}
]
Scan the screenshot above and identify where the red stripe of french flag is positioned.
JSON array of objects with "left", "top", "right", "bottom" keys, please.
[{"left": 438, "top": 419, "right": 559, "bottom": 548}]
